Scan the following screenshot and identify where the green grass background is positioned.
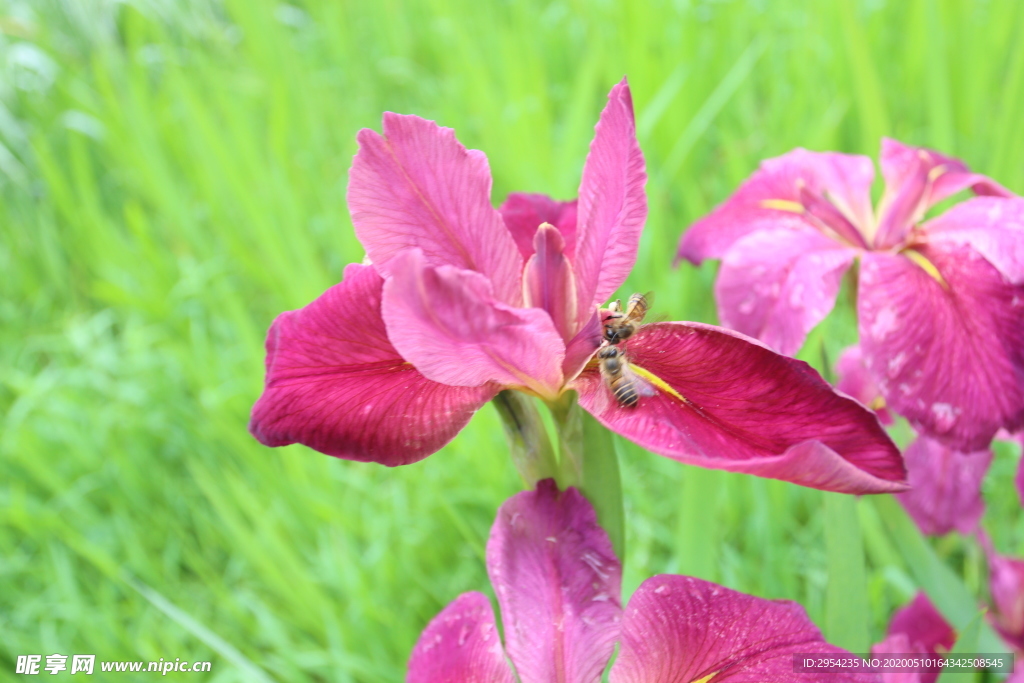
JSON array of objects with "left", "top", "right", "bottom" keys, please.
[{"left": 2, "top": 0, "right": 1023, "bottom": 680}]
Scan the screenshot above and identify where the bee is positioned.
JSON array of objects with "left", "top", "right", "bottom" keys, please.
[
  {"left": 602, "top": 292, "right": 650, "bottom": 344},
  {"left": 598, "top": 345, "right": 655, "bottom": 408}
]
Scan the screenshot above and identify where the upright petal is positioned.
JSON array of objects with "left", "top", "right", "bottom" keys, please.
[
  {"left": 499, "top": 192, "right": 579, "bottom": 261},
  {"left": 715, "top": 228, "right": 857, "bottom": 355},
  {"left": 896, "top": 435, "right": 992, "bottom": 536},
  {"left": 487, "top": 480, "right": 622, "bottom": 683},
  {"left": 574, "top": 322, "right": 907, "bottom": 494},
  {"left": 875, "top": 138, "right": 1015, "bottom": 248},
  {"left": 611, "top": 575, "right": 874, "bottom": 683},
  {"left": 573, "top": 79, "right": 647, "bottom": 319},
  {"left": 348, "top": 113, "right": 523, "bottom": 305},
  {"left": 858, "top": 245, "right": 1024, "bottom": 451},
  {"left": 678, "top": 148, "right": 874, "bottom": 263},
  {"left": 523, "top": 223, "right": 579, "bottom": 341},
  {"left": 407, "top": 592, "right": 515, "bottom": 683},
  {"left": 249, "top": 264, "right": 496, "bottom": 465},
  {"left": 835, "top": 345, "right": 893, "bottom": 424},
  {"left": 382, "top": 249, "right": 565, "bottom": 399},
  {"left": 923, "top": 196, "right": 1024, "bottom": 284}
]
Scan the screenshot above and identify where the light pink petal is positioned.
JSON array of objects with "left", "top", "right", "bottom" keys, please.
[
  {"left": 922, "top": 196, "right": 1024, "bottom": 284},
  {"left": 886, "top": 592, "right": 956, "bottom": 656},
  {"left": 981, "top": 537, "right": 1024, "bottom": 652},
  {"left": 499, "top": 192, "right": 578, "bottom": 261},
  {"left": 573, "top": 322, "right": 907, "bottom": 494},
  {"left": 835, "top": 345, "right": 893, "bottom": 425},
  {"left": 875, "top": 138, "right": 1015, "bottom": 248},
  {"left": 249, "top": 264, "right": 496, "bottom": 465},
  {"left": 715, "top": 228, "right": 857, "bottom": 355},
  {"left": 407, "top": 592, "right": 515, "bottom": 683},
  {"left": 573, "top": 79, "right": 647, "bottom": 318},
  {"left": 896, "top": 434, "right": 992, "bottom": 536},
  {"left": 858, "top": 245, "right": 1024, "bottom": 451},
  {"left": 610, "top": 575, "right": 876, "bottom": 683},
  {"left": 678, "top": 148, "right": 875, "bottom": 263},
  {"left": 348, "top": 113, "right": 523, "bottom": 305},
  {"left": 487, "top": 480, "right": 622, "bottom": 683},
  {"left": 523, "top": 223, "right": 579, "bottom": 342},
  {"left": 382, "top": 249, "right": 565, "bottom": 399}
]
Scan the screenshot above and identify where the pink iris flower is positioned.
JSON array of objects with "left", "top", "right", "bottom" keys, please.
[
  {"left": 980, "top": 533, "right": 1024, "bottom": 655},
  {"left": 871, "top": 592, "right": 954, "bottom": 683},
  {"left": 408, "top": 480, "right": 873, "bottom": 682},
  {"left": 678, "top": 140, "right": 1024, "bottom": 452},
  {"left": 250, "top": 80, "right": 907, "bottom": 494},
  {"left": 836, "top": 345, "right": 991, "bottom": 536}
]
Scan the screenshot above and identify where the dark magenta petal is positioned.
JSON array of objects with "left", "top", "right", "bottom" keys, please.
[
  {"left": 574, "top": 322, "right": 907, "bottom": 494},
  {"left": 499, "top": 192, "right": 578, "bottom": 261},
  {"left": 858, "top": 245, "right": 1024, "bottom": 451},
  {"left": 562, "top": 308, "right": 603, "bottom": 382},
  {"left": 896, "top": 435, "right": 991, "bottom": 536},
  {"left": 923, "top": 196, "right": 1024, "bottom": 284},
  {"left": 715, "top": 227, "right": 857, "bottom": 355},
  {"left": 406, "top": 592, "right": 515, "bottom": 683},
  {"left": 487, "top": 480, "right": 622, "bottom": 683},
  {"left": 249, "top": 264, "right": 496, "bottom": 465},
  {"left": 348, "top": 113, "right": 524, "bottom": 305},
  {"left": 382, "top": 249, "right": 566, "bottom": 398},
  {"left": 573, "top": 78, "right": 648, "bottom": 318},
  {"left": 610, "top": 575, "right": 877, "bottom": 683},
  {"left": 678, "top": 148, "right": 874, "bottom": 263},
  {"left": 835, "top": 345, "right": 893, "bottom": 425}
]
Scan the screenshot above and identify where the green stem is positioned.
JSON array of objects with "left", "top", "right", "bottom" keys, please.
[
  {"left": 824, "top": 492, "right": 869, "bottom": 653},
  {"left": 547, "top": 391, "right": 625, "bottom": 563},
  {"left": 492, "top": 390, "right": 558, "bottom": 487}
]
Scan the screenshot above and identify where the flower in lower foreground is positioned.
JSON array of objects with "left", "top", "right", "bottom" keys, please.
[
  {"left": 980, "top": 533, "right": 1024, "bottom": 655},
  {"left": 408, "top": 480, "right": 874, "bottom": 682},
  {"left": 678, "top": 139, "right": 1024, "bottom": 451},
  {"left": 835, "top": 345, "right": 991, "bottom": 536},
  {"left": 249, "top": 79, "right": 906, "bottom": 494},
  {"left": 871, "top": 592, "right": 954, "bottom": 683}
]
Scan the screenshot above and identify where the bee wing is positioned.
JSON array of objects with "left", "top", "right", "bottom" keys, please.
[
  {"left": 625, "top": 291, "right": 653, "bottom": 322},
  {"left": 625, "top": 365, "right": 658, "bottom": 398}
]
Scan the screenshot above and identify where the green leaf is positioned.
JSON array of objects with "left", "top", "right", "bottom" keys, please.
[
  {"left": 875, "top": 496, "right": 1008, "bottom": 653},
  {"left": 677, "top": 466, "right": 720, "bottom": 582},
  {"left": 824, "top": 492, "right": 869, "bottom": 653}
]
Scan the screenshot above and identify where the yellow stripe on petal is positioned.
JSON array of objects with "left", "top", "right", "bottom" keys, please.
[
  {"left": 631, "top": 364, "right": 688, "bottom": 404},
  {"left": 901, "top": 248, "right": 949, "bottom": 289},
  {"left": 760, "top": 199, "right": 804, "bottom": 213},
  {"left": 691, "top": 673, "right": 718, "bottom": 683}
]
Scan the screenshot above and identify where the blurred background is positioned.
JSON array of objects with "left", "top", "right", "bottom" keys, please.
[{"left": 2, "top": 0, "right": 1022, "bottom": 680}]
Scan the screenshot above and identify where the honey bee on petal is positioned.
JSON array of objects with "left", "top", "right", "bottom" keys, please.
[
  {"left": 597, "top": 345, "right": 656, "bottom": 408},
  {"left": 602, "top": 292, "right": 651, "bottom": 344}
]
